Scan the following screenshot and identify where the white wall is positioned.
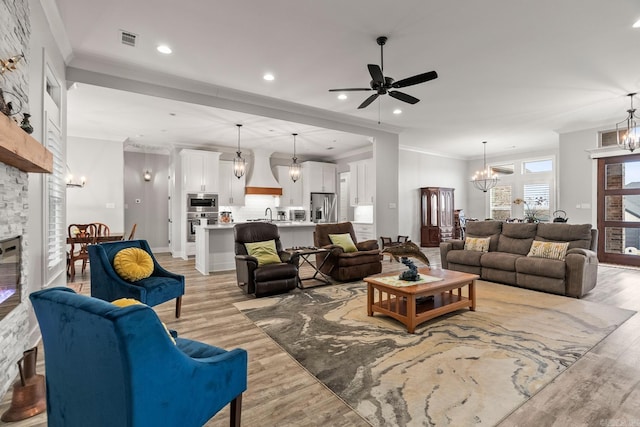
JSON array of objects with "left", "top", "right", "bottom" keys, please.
[
  {"left": 398, "top": 148, "right": 467, "bottom": 245},
  {"left": 124, "top": 151, "right": 169, "bottom": 250},
  {"left": 66, "top": 136, "right": 125, "bottom": 232},
  {"left": 558, "top": 128, "right": 599, "bottom": 225}
]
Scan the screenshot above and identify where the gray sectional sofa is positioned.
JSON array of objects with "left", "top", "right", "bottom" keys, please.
[{"left": 439, "top": 221, "right": 598, "bottom": 298}]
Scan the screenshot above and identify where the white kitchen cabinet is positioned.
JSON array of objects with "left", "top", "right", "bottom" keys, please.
[
  {"left": 219, "top": 160, "right": 245, "bottom": 206},
  {"left": 302, "top": 161, "right": 336, "bottom": 194},
  {"left": 353, "top": 223, "right": 375, "bottom": 241},
  {"left": 275, "top": 165, "right": 303, "bottom": 206},
  {"left": 180, "top": 149, "right": 221, "bottom": 193},
  {"left": 349, "top": 159, "right": 375, "bottom": 206}
]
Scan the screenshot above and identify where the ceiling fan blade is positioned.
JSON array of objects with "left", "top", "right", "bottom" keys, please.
[
  {"left": 367, "top": 64, "right": 384, "bottom": 85},
  {"left": 328, "top": 88, "right": 373, "bottom": 92},
  {"left": 358, "top": 93, "right": 379, "bottom": 109},
  {"left": 389, "top": 91, "right": 420, "bottom": 104},
  {"left": 392, "top": 71, "right": 438, "bottom": 88}
]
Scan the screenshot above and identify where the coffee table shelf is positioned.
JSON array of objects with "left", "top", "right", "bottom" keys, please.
[{"left": 365, "top": 268, "right": 478, "bottom": 333}]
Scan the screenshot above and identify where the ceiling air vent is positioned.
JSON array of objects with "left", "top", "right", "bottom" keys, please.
[{"left": 120, "top": 30, "right": 137, "bottom": 47}]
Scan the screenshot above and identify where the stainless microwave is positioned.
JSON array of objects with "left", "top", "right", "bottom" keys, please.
[
  {"left": 289, "top": 209, "right": 306, "bottom": 221},
  {"left": 187, "top": 193, "right": 218, "bottom": 213}
]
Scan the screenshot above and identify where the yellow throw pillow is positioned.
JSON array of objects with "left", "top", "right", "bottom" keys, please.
[
  {"left": 245, "top": 240, "right": 282, "bottom": 266},
  {"left": 329, "top": 233, "right": 358, "bottom": 253},
  {"left": 464, "top": 236, "right": 491, "bottom": 252},
  {"left": 527, "top": 241, "right": 570, "bottom": 261},
  {"left": 113, "top": 248, "right": 154, "bottom": 282},
  {"left": 111, "top": 298, "right": 176, "bottom": 344}
]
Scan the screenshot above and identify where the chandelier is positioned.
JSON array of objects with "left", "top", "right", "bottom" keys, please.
[
  {"left": 289, "top": 133, "right": 301, "bottom": 182},
  {"left": 233, "top": 124, "right": 246, "bottom": 178},
  {"left": 616, "top": 93, "right": 639, "bottom": 152},
  {"left": 470, "top": 141, "right": 498, "bottom": 192}
]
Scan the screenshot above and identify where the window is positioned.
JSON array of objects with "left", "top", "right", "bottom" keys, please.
[
  {"left": 42, "top": 59, "right": 65, "bottom": 284},
  {"left": 487, "top": 157, "right": 555, "bottom": 221},
  {"left": 490, "top": 185, "right": 512, "bottom": 220}
]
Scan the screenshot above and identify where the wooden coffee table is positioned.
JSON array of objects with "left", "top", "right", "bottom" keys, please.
[{"left": 365, "top": 268, "right": 479, "bottom": 333}]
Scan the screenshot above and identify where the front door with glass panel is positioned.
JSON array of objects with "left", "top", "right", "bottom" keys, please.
[{"left": 597, "top": 154, "right": 640, "bottom": 266}]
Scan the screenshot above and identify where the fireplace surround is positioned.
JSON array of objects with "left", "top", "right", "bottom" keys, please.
[{"left": 0, "top": 236, "right": 21, "bottom": 322}]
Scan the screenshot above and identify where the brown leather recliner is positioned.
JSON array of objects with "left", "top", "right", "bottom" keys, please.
[
  {"left": 234, "top": 222, "right": 298, "bottom": 297},
  {"left": 314, "top": 222, "right": 382, "bottom": 282}
]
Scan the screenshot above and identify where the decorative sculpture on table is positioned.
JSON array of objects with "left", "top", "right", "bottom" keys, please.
[
  {"left": 399, "top": 257, "right": 421, "bottom": 281},
  {"left": 381, "top": 241, "right": 431, "bottom": 267}
]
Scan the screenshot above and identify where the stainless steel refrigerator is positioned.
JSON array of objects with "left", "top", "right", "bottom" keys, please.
[{"left": 310, "top": 192, "right": 337, "bottom": 223}]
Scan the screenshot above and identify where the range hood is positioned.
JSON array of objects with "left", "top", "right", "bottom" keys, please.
[{"left": 245, "top": 148, "right": 283, "bottom": 196}]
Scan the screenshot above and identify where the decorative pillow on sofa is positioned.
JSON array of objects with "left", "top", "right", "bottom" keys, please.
[
  {"left": 111, "top": 298, "right": 176, "bottom": 344},
  {"left": 329, "top": 233, "right": 358, "bottom": 253},
  {"left": 527, "top": 241, "right": 570, "bottom": 261},
  {"left": 113, "top": 248, "right": 154, "bottom": 282},
  {"left": 245, "top": 240, "right": 282, "bottom": 266},
  {"left": 464, "top": 236, "right": 491, "bottom": 252}
]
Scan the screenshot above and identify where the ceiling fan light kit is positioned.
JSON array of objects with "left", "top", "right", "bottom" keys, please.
[
  {"left": 616, "top": 93, "right": 640, "bottom": 152},
  {"left": 329, "top": 36, "right": 438, "bottom": 109},
  {"left": 471, "top": 141, "right": 499, "bottom": 193}
]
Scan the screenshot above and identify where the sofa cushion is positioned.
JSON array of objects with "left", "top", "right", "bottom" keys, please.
[
  {"left": 335, "top": 250, "right": 381, "bottom": 267},
  {"left": 480, "top": 252, "right": 521, "bottom": 272},
  {"left": 113, "top": 248, "right": 154, "bottom": 282},
  {"left": 447, "top": 249, "right": 483, "bottom": 267},
  {"left": 465, "top": 221, "right": 502, "bottom": 252},
  {"left": 516, "top": 256, "right": 565, "bottom": 279},
  {"left": 496, "top": 223, "right": 537, "bottom": 255},
  {"left": 245, "top": 240, "right": 281, "bottom": 266},
  {"left": 464, "top": 236, "right": 490, "bottom": 252},
  {"left": 535, "top": 223, "right": 593, "bottom": 250},
  {"left": 329, "top": 233, "right": 358, "bottom": 253},
  {"left": 527, "top": 241, "right": 569, "bottom": 261}
]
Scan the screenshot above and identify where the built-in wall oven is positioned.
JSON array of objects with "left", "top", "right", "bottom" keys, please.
[
  {"left": 187, "top": 193, "right": 218, "bottom": 242},
  {"left": 187, "top": 193, "right": 218, "bottom": 213}
]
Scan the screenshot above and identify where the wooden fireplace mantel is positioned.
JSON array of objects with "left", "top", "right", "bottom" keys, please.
[{"left": 0, "top": 113, "right": 52, "bottom": 173}]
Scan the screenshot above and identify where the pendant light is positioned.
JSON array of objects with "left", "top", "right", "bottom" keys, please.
[
  {"left": 616, "top": 93, "right": 639, "bottom": 152},
  {"left": 233, "top": 124, "right": 246, "bottom": 179},
  {"left": 289, "top": 133, "right": 301, "bottom": 183},
  {"left": 470, "top": 141, "right": 498, "bottom": 192}
]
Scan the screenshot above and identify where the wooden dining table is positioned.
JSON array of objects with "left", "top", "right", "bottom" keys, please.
[{"left": 67, "top": 234, "right": 125, "bottom": 280}]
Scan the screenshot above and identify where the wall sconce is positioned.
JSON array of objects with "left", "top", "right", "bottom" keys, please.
[
  {"left": 65, "top": 165, "right": 86, "bottom": 188},
  {"left": 143, "top": 170, "right": 152, "bottom": 182}
]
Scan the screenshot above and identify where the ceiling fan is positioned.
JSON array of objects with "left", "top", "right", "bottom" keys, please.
[{"left": 329, "top": 36, "right": 438, "bottom": 109}]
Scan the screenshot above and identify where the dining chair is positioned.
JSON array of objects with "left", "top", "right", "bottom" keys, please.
[
  {"left": 127, "top": 223, "right": 137, "bottom": 240},
  {"left": 68, "top": 223, "right": 97, "bottom": 281},
  {"left": 94, "top": 222, "right": 111, "bottom": 236}
]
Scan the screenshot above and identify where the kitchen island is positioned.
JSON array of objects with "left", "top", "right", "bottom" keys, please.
[{"left": 195, "top": 221, "right": 317, "bottom": 275}]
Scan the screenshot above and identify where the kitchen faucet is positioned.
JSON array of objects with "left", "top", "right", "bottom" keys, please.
[{"left": 265, "top": 207, "right": 272, "bottom": 222}]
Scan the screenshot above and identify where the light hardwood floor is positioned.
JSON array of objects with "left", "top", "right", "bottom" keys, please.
[{"left": 1, "top": 250, "right": 639, "bottom": 426}]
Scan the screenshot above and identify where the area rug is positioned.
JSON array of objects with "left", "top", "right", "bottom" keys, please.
[{"left": 234, "top": 281, "right": 635, "bottom": 427}]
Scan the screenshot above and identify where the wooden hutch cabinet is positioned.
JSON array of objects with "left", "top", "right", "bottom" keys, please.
[{"left": 420, "top": 187, "right": 455, "bottom": 247}]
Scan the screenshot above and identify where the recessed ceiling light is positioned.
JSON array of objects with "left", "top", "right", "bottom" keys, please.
[
  {"left": 327, "top": 147, "right": 334, "bottom": 150},
  {"left": 633, "top": 19, "right": 640, "bottom": 28},
  {"left": 338, "top": 94, "right": 347, "bottom": 100},
  {"left": 169, "top": 112, "right": 176, "bottom": 116},
  {"left": 393, "top": 109, "right": 402, "bottom": 115},
  {"left": 157, "top": 45, "right": 172, "bottom": 54},
  {"left": 263, "top": 73, "right": 275, "bottom": 81}
]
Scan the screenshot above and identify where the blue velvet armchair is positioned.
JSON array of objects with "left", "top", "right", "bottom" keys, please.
[
  {"left": 30, "top": 287, "right": 248, "bottom": 427},
  {"left": 88, "top": 239, "right": 185, "bottom": 318}
]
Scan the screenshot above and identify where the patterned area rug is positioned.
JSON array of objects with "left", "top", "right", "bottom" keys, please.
[{"left": 235, "top": 281, "right": 635, "bottom": 427}]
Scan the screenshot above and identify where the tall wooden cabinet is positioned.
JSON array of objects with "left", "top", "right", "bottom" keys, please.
[{"left": 420, "top": 187, "right": 455, "bottom": 247}]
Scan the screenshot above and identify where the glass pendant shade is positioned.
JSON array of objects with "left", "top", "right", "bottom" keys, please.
[
  {"left": 470, "top": 141, "right": 498, "bottom": 192},
  {"left": 233, "top": 124, "right": 246, "bottom": 179},
  {"left": 289, "top": 133, "right": 301, "bottom": 182},
  {"left": 616, "top": 93, "right": 640, "bottom": 152}
]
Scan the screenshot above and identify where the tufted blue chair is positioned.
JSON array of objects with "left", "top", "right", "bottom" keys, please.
[
  {"left": 88, "top": 239, "right": 184, "bottom": 318},
  {"left": 30, "top": 287, "right": 248, "bottom": 427}
]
